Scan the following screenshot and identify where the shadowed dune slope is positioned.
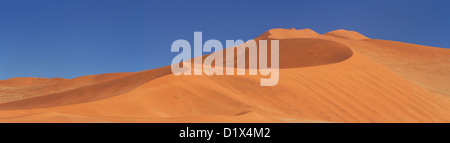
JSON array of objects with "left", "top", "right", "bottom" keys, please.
[
  {"left": 277, "top": 39, "right": 353, "bottom": 68},
  {"left": 209, "top": 38, "right": 353, "bottom": 69},
  {"left": 0, "top": 28, "right": 449, "bottom": 123},
  {"left": 0, "top": 67, "right": 172, "bottom": 109}
]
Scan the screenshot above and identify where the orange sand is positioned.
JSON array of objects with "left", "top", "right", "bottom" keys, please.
[{"left": 0, "top": 28, "right": 449, "bottom": 123}]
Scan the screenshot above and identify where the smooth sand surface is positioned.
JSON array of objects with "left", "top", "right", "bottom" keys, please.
[{"left": 0, "top": 28, "right": 449, "bottom": 123}]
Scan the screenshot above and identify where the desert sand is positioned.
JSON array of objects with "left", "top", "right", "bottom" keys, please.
[{"left": 0, "top": 28, "right": 449, "bottom": 123}]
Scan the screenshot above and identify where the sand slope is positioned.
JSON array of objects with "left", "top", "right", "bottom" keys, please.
[{"left": 0, "top": 28, "right": 449, "bottom": 123}]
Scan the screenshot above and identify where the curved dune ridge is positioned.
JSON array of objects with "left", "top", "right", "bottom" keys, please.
[
  {"left": 0, "top": 28, "right": 449, "bottom": 123},
  {"left": 323, "top": 29, "right": 370, "bottom": 40}
]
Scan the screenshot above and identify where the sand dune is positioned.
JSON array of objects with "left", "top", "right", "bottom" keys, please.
[{"left": 0, "top": 28, "right": 449, "bottom": 123}]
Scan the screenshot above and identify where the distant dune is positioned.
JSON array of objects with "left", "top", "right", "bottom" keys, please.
[{"left": 0, "top": 28, "right": 449, "bottom": 123}]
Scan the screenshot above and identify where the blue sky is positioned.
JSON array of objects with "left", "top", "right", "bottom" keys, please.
[{"left": 0, "top": 0, "right": 449, "bottom": 79}]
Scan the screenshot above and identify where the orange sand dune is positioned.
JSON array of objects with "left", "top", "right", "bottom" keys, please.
[{"left": 0, "top": 28, "right": 449, "bottom": 123}]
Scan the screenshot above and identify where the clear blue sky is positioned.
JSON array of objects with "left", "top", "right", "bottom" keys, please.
[{"left": 0, "top": 0, "right": 449, "bottom": 79}]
